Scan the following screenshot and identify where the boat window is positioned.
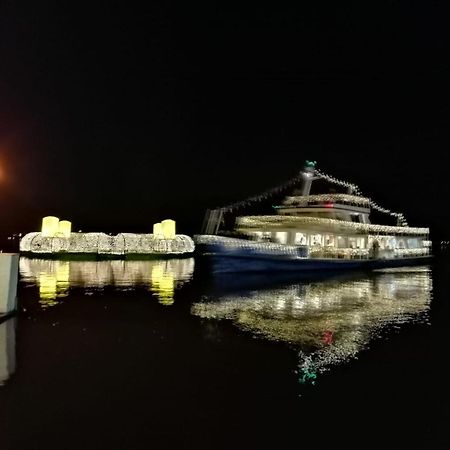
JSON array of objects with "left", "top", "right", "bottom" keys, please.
[
  {"left": 337, "top": 236, "right": 347, "bottom": 248},
  {"left": 357, "top": 237, "right": 366, "bottom": 248},
  {"left": 348, "top": 237, "right": 365, "bottom": 249},
  {"left": 348, "top": 238, "right": 357, "bottom": 249},
  {"left": 376, "top": 237, "right": 392, "bottom": 250},
  {"left": 407, "top": 238, "right": 419, "bottom": 248},
  {"left": 311, "top": 234, "right": 323, "bottom": 246},
  {"left": 387, "top": 237, "right": 396, "bottom": 249},
  {"left": 397, "top": 239, "right": 406, "bottom": 249},
  {"left": 274, "top": 232, "right": 288, "bottom": 244},
  {"left": 335, "top": 213, "right": 350, "bottom": 221},
  {"left": 294, "top": 233, "right": 307, "bottom": 245}
]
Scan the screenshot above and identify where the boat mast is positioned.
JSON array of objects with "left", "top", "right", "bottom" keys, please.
[{"left": 299, "top": 160, "right": 320, "bottom": 196}]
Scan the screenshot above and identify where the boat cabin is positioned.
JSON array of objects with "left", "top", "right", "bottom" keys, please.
[
  {"left": 233, "top": 164, "right": 430, "bottom": 260},
  {"left": 276, "top": 193, "right": 371, "bottom": 224}
]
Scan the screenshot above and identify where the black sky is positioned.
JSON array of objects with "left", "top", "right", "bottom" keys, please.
[{"left": 1, "top": 2, "right": 450, "bottom": 239}]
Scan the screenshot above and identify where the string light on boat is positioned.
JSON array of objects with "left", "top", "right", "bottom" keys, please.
[
  {"left": 236, "top": 215, "right": 428, "bottom": 236},
  {"left": 283, "top": 194, "right": 371, "bottom": 207},
  {"left": 221, "top": 174, "right": 304, "bottom": 213},
  {"left": 315, "top": 168, "right": 409, "bottom": 226},
  {"left": 206, "top": 162, "right": 410, "bottom": 231}
]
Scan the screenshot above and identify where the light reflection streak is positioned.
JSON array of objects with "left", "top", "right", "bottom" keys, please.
[
  {"left": 20, "top": 257, "right": 194, "bottom": 307},
  {"left": 151, "top": 264, "right": 175, "bottom": 305},
  {"left": 191, "top": 267, "right": 432, "bottom": 385}
]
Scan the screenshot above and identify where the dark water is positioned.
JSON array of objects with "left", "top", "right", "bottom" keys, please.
[{"left": 1, "top": 255, "right": 449, "bottom": 449}]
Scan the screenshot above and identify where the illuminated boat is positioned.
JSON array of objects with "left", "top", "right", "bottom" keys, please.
[{"left": 194, "top": 161, "right": 432, "bottom": 273}]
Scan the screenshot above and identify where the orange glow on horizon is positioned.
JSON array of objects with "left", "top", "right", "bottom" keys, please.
[{"left": 0, "top": 159, "right": 5, "bottom": 183}]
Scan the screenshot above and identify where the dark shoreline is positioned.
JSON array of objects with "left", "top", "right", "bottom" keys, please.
[{"left": 19, "top": 251, "right": 195, "bottom": 261}]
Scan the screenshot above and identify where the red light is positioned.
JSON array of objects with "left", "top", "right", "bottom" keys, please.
[
  {"left": 323, "top": 330, "right": 333, "bottom": 345},
  {"left": 324, "top": 202, "right": 334, "bottom": 208}
]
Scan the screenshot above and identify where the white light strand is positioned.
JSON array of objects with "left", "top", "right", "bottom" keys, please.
[
  {"left": 209, "top": 164, "right": 409, "bottom": 227},
  {"left": 315, "top": 168, "right": 408, "bottom": 226},
  {"left": 236, "top": 215, "right": 428, "bottom": 236},
  {"left": 20, "top": 233, "right": 195, "bottom": 255},
  {"left": 221, "top": 175, "right": 304, "bottom": 213},
  {"left": 282, "top": 193, "right": 371, "bottom": 207}
]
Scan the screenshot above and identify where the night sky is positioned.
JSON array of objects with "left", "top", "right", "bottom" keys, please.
[{"left": 1, "top": 2, "right": 449, "bottom": 240}]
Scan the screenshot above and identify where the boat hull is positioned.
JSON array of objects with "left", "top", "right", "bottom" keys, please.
[
  {"left": 194, "top": 235, "right": 432, "bottom": 274},
  {"left": 200, "top": 253, "right": 432, "bottom": 274}
]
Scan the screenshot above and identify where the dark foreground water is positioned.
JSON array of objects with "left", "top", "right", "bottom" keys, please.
[{"left": 1, "top": 255, "right": 449, "bottom": 449}]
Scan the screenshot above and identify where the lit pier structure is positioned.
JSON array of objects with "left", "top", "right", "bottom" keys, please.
[{"left": 20, "top": 217, "right": 194, "bottom": 259}]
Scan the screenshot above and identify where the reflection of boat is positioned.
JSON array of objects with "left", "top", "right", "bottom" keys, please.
[
  {"left": 198, "top": 268, "right": 370, "bottom": 297},
  {"left": 0, "top": 318, "right": 15, "bottom": 386},
  {"left": 191, "top": 267, "right": 432, "bottom": 384},
  {"left": 195, "top": 161, "right": 431, "bottom": 273},
  {"left": 19, "top": 257, "right": 195, "bottom": 306}
]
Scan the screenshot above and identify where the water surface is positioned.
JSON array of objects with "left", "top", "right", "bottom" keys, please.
[{"left": 0, "top": 256, "right": 448, "bottom": 449}]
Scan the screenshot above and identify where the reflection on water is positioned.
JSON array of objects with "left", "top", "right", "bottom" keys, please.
[
  {"left": 0, "top": 318, "right": 15, "bottom": 386},
  {"left": 19, "top": 257, "right": 195, "bottom": 306},
  {"left": 38, "top": 262, "right": 70, "bottom": 306},
  {"left": 192, "top": 267, "right": 432, "bottom": 385},
  {"left": 151, "top": 264, "right": 176, "bottom": 305}
]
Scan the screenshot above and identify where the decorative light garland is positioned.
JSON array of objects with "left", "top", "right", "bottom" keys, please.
[
  {"left": 207, "top": 163, "right": 410, "bottom": 229},
  {"left": 315, "top": 168, "right": 409, "bottom": 226},
  {"left": 282, "top": 193, "right": 371, "bottom": 207},
  {"left": 194, "top": 234, "right": 430, "bottom": 259},
  {"left": 194, "top": 234, "right": 304, "bottom": 257},
  {"left": 20, "top": 232, "right": 195, "bottom": 255},
  {"left": 236, "top": 215, "right": 429, "bottom": 236},
  {"left": 221, "top": 174, "right": 304, "bottom": 213}
]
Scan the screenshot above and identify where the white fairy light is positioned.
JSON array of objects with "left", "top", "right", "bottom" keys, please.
[
  {"left": 236, "top": 215, "right": 428, "bottom": 236},
  {"left": 20, "top": 232, "right": 195, "bottom": 255},
  {"left": 282, "top": 194, "right": 371, "bottom": 207},
  {"left": 315, "top": 168, "right": 409, "bottom": 226}
]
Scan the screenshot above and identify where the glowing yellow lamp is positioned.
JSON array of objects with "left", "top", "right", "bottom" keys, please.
[
  {"left": 153, "top": 222, "right": 163, "bottom": 238},
  {"left": 41, "top": 216, "right": 60, "bottom": 237},
  {"left": 161, "top": 219, "right": 176, "bottom": 240},
  {"left": 58, "top": 220, "right": 72, "bottom": 238}
]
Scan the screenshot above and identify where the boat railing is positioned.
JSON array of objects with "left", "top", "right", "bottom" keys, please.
[
  {"left": 309, "top": 247, "right": 370, "bottom": 260},
  {"left": 309, "top": 247, "right": 429, "bottom": 260},
  {"left": 393, "top": 248, "right": 430, "bottom": 258},
  {"left": 195, "top": 235, "right": 310, "bottom": 258},
  {"left": 195, "top": 235, "right": 430, "bottom": 260}
]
